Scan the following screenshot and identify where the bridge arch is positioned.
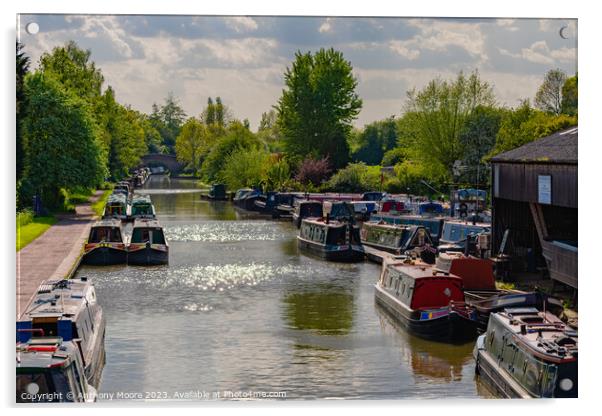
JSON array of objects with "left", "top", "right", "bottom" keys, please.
[{"left": 139, "top": 154, "right": 185, "bottom": 174}]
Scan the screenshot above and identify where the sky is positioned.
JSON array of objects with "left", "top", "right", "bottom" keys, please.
[{"left": 18, "top": 15, "right": 577, "bottom": 130}]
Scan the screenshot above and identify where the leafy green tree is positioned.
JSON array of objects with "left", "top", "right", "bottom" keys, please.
[
  {"left": 404, "top": 70, "right": 495, "bottom": 178},
  {"left": 326, "top": 162, "right": 381, "bottom": 193},
  {"left": 201, "top": 121, "right": 261, "bottom": 182},
  {"left": 204, "top": 97, "right": 216, "bottom": 125},
  {"left": 157, "top": 93, "right": 187, "bottom": 153},
  {"left": 107, "top": 106, "right": 147, "bottom": 179},
  {"left": 219, "top": 148, "right": 269, "bottom": 190},
  {"left": 257, "top": 109, "right": 283, "bottom": 152},
  {"left": 490, "top": 100, "right": 576, "bottom": 157},
  {"left": 265, "top": 156, "right": 291, "bottom": 191},
  {"left": 561, "top": 73, "right": 578, "bottom": 116},
  {"left": 458, "top": 106, "right": 502, "bottom": 185},
  {"left": 23, "top": 73, "right": 105, "bottom": 207},
  {"left": 276, "top": 48, "right": 362, "bottom": 169},
  {"left": 16, "top": 42, "right": 30, "bottom": 181},
  {"left": 381, "top": 148, "right": 406, "bottom": 167},
  {"left": 534, "top": 69, "right": 567, "bottom": 115},
  {"left": 351, "top": 117, "right": 398, "bottom": 165},
  {"left": 175, "top": 118, "right": 209, "bottom": 176}
]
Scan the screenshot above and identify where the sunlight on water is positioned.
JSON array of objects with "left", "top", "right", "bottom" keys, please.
[{"left": 166, "top": 222, "right": 289, "bottom": 242}]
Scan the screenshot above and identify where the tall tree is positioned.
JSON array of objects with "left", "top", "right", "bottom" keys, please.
[
  {"left": 561, "top": 73, "right": 578, "bottom": 116},
  {"left": 405, "top": 70, "right": 496, "bottom": 177},
  {"left": 158, "top": 93, "right": 187, "bottom": 153},
  {"left": 175, "top": 118, "right": 209, "bottom": 176},
  {"left": 203, "top": 97, "right": 216, "bottom": 125},
  {"left": 276, "top": 48, "right": 362, "bottom": 169},
  {"left": 351, "top": 117, "right": 398, "bottom": 165},
  {"left": 534, "top": 69, "right": 567, "bottom": 115},
  {"left": 23, "top": 73, "right": 105, "bottom": 207},
  {"left": 16, "top": 42, "right": 30, "bottom": 181}
]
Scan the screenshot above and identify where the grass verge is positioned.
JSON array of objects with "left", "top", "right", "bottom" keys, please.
[
  {"left": 92, "top": 190, "right": 112, "bottom": 217},
  {"left": 16, "top": 216, "right": 58, "bottom": 251}
]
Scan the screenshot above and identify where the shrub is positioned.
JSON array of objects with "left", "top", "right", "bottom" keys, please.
[
  {"left": 219, "top": 148, "right": 269, "bottom": 191},
  {"left": 326, "top": 162, "right": 381, "bottom": 193},
  {"left": 383, "top": 177, "right": 405, "bottom": 194},
  {"left": 17, "top": 209, "right": 34, "bottom": 227},
  {"left": 265, "top": 156, "right": 291, "bottom": 191},
  {"left": 295, "top": 157, "right": 331, "bottom": 186}
]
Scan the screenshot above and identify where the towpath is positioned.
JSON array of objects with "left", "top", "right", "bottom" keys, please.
[{"left": 16, "top": 190, "right": 104, "bottom": 317}]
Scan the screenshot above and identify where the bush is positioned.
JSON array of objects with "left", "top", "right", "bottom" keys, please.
[
  {"left": 17, "top": 209, "right": 34, "bottom": 227},
  {"left": 325, "top": 162, "right": 381, "bottom": 193},
  {"left": 383, "top": 177, "right": 405, "bottom": 194},
  {"left": 295, "top": 157, "right": 331, "bottom": 186},
  {"left": 382, "top": 147, "right": 406, "bottom": 166},
  {"left": 265, "top": 156, "right": 291, "bottom": 191},
  {"left": 219, "top": 148, "right": 269, "bottom": 191}
]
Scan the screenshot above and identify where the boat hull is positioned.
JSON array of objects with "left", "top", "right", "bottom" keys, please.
[
  {"left": 474, "top": 347, "right": 532, "bottom": 399},
  {"left": 297, "top": 238, "right": 365, "bottom": 262},
  {"left": 82, "top": 246, "right": 127, "bottom": 266},
  {"left": 374, "top": 284, "right": 477, "bottom": 343},
  {"left": 127, "top": 246, "right": 169, "bottom": 265}
]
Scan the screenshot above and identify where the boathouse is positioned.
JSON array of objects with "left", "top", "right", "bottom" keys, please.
[{"left": 490, "top": 126, "right": 578, "bottom": 289}]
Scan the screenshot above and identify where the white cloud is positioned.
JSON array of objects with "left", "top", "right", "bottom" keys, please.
[
  {"left": 496, "top": 19, "right": 519, "bottom": 31},
  {"left": 499, "top": 40, "right": 576, "bottom": 66},
  {"left": 388, "top": 41, "right": 420, "bottom": 60},
  {"left": 224, "top": 16, "right": 258, "bottom": 33},
  {"left": 319, "top": 18, "right": 333, "bottom": 33}
]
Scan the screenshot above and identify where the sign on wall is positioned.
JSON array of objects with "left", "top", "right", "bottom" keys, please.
[{"left": 538, "top": 175, "right": 552, "bottom": 204}]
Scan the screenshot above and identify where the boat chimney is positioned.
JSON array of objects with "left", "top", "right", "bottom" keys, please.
[
  {"left": 325, "top": 213, "right": 330, "bottom": 224},
  {"left": 520, "top": 324, "right": 527, "bottom": 335}
]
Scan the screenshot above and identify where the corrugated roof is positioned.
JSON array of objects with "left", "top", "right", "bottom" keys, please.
[{"left": 491, "top": 126, "right": 578, "bottom": 164}]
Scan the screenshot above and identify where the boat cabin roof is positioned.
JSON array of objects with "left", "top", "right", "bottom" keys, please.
[
  {"left": 131, "top": 194, "right": 152, "bottom": 204},
  {"left": 16, "top": 338, "right": 78, "bottom": 370},
  {"left": 301, "top": 217, "right": 349, "bottom": 228},
  {"left": 132, "top": 218, "right": 163, "bottom": 228},
  {"left": 91, "top": 218, "right": 122, "bottom": 228},
  {"left": 107, "top": 193, "right": 127, "bottom": 203},
  {"left": 492, "top": 308, "right": 578, "bottom": 363},
  {"left": 386, "top": 259, "right": 464, "bottom": 283},
  {"left": 18, "top": 277, "right": 95, "bottom": 324}
]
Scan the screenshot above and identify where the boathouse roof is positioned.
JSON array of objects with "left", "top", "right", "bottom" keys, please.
[{"left": 491, "top": 126, "right": 577, "bottom": 164}]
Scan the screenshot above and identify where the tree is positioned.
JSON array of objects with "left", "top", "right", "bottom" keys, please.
[
  {"left": 276, "top": 48, "right": 362, "bottom": 169},
  {"left": 458, "top": 106, "right": 502, "bottom": 185},
  {"left": 204, "top": 97, "right": 216, "bottom": 125},
  {"left": 201, "top": 121, "right": 261, "bottom": 181},
  {"left": 404, "top": 70, "right": 496, "bottom": 178},
  {"left": 265, "top": 155, "right": 291, "bottom": 191},
  {"left": 326, "top": 162, "right": 381, "bottom": 193},
  {"left": 175, "top": 118, "right": 209, "bottom": 176},
  {"left": 257, "top": 109, "right": 283, "bottom": 152},
  {"left": 561, "top": 73, "right": 578, "bottom": 116},
  {"left": 219, "top": 148, "right": 269, "bottom": 190},
  {"left": 158, "top": 93, "right": 187, "bottom": 153},
  {"left": 23, "top": 73, "right": 105, "bottom": 207},
  {"left": 351, "top": 117, "right": 398, "bottom": 165},
  {"left": 107, "top": 106, "right": 147, "bottom": 179},
  {"left": 16, "top": 42, "right": 30, "bottom": 181},
  {"left": 534, "top": 69, "right": 567, "bottom": 115}
]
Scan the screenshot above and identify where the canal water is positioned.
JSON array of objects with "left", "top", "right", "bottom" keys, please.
[{"left": 77, "top": 176, "right": 489, "bottom": 400}]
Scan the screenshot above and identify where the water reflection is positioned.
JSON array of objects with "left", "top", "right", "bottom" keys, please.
[{"left": 375, "top": 302, "right": 473, "bottom": 383}]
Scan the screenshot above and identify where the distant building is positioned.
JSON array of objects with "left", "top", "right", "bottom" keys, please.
[{"left": 490, "top": 127, "right": 577, "bottom": 289}]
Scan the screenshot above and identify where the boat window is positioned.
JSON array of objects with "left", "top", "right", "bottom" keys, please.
[
  {"left": 152, "top": 229, "right": 166, "bottom": 244},
  {"left": 131, "top": 228, "right": 151, "bottom": 243}
]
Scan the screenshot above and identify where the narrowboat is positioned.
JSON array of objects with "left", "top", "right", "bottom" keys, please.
[
  {"left": 113, "top": 182, "right": 131, "bottom": 200},
  {"left": 16, "top": 277, "right": 106, "bottom": 387},
  {"left": 418, "top": 201, "right": 445, "bottom": 216},
  {"left": 298, "top": 217, "right": 364, "bottom": 262},
  {"left": 103, "top": 192, "right": 129, "bottom": 220},
  {"left": 350, "top": 201, "right": 377, "bottom": 222},
  {"left": 361, "top": 222, "right": 435, "bottom": 262},
  {"left": 254, "top": 192, "right": 300, "bottom": 218},
  {"left": 374, "top": 257, "right": 478, "bottom": 342},
  {"left": 473, "top": 308, "right": 577, "bottom": 398},
  {"left": 82, "top": 218, "right": 127, "bottom": 265},
  {"left": 127, "top": 218, "right": 169, "bottom": 265},
  {"left": 130, "top": 194, "right": 156, "bottom": 219},
  {"left": 361, "top": 191, "right": 386, "bottom": 201},
  {"left": 369, "top": 214, "right": 445, "bottom": 245},
  {"left": 438, "top": 220, "right": 490, "bottom": 253},
  {"left": 292, "top": 200, "right": 323, "bottom": 228},
  {"left": 233, "top": 188, "right": 262, "bottom": 211},
  {"left": 207, "top": 183, "right": 227, "bottom": 200},
  {"left": 17, "top": 338, "right": 97, "bottom": 402}
]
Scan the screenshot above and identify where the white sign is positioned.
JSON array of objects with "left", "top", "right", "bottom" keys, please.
[{"left": 538, "top": 175, "right": 552, "bottom": 204}]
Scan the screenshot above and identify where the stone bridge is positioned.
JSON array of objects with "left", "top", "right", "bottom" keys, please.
[{"left": 139, "top": 153, "right": 185, "bottom": 174}]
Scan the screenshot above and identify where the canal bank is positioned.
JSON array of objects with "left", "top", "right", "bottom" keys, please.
[{"left": 16, "top": 190, "right": 104, "bottom": 317}]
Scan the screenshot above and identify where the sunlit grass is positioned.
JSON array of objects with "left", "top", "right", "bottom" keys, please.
[
  {"left": 92, "top": 190, "right": 112, "bottom": 217},
  {"left": 16, "top": 216, "right": 57, "bottom": 251}
]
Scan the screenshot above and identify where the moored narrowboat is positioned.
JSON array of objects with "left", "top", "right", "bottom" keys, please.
[
  {"left": 129, "top": 194, "right": 156, "bottom": 220},
  {"left": 127, "top": 218, "right": 169, "bottom": 265},
  {"left": 360, "top": 222, "right": 434, "bottom": 256},
  {"left": 438, "top": 220, "right": 490, "bottom": 253},
  {"left": 368, "top": 214, "right": 445, "bottom": 245},
  {"left": 297, "top": 217, "right": 364, "bottom": 262},
  {"left": 208, "top": 183, "right": 227, "bottom": 200},
  {"left": 82, "top": 219, "right": 127, "bottom": 265},
  {"left": 17, "top": 338, "right": 97, "bottom": 402},
  {"left": 292, "top": 200, "right": 323, "bottom": 228},
  {"left": 103, "top": 192, "right": 129, "bottom": 220},
  {"left": 374, "top": 257, "right": 478, "bottom": 342},
  {"left": 16, "top": 277, "right": 106, "bottom": 387},
  {"left": 473, "top": 308, "right": 577, "bottom": 398}
]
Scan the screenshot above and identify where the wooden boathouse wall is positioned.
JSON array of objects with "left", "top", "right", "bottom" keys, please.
[{"left": 490, "top": 127, "right": 578, "bottom": 288}]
